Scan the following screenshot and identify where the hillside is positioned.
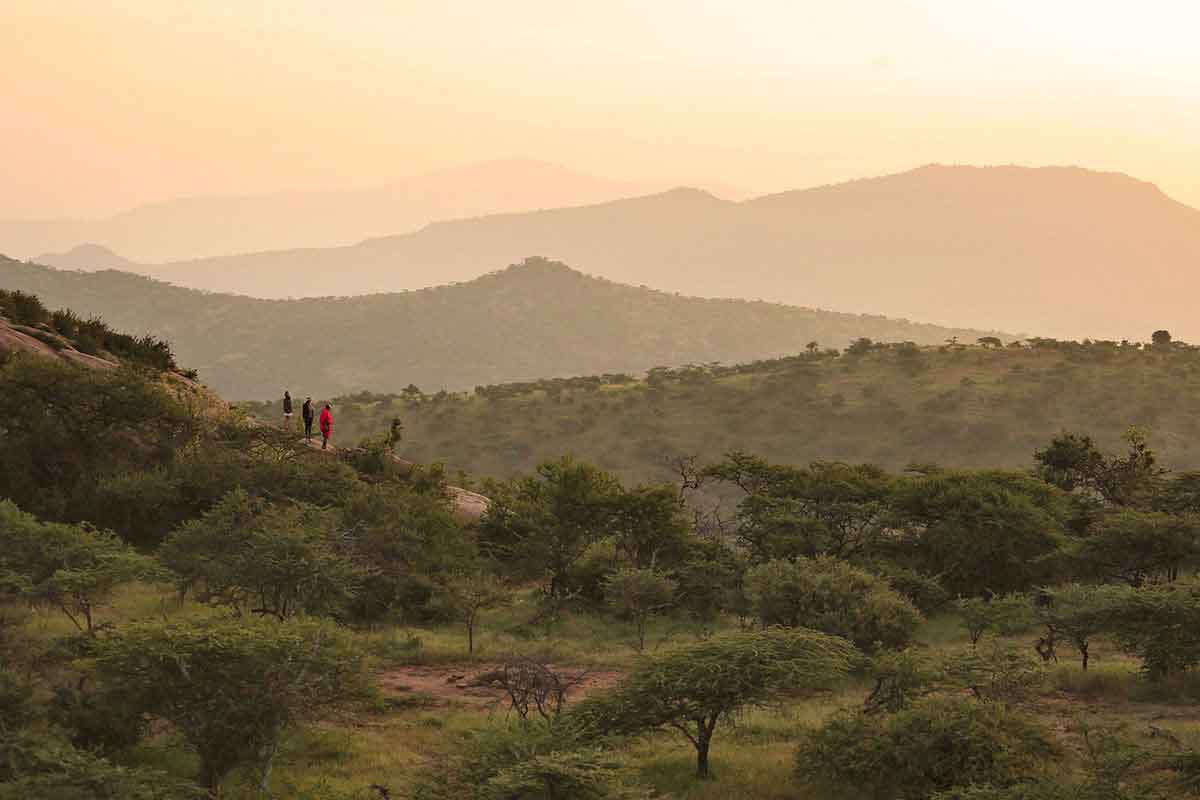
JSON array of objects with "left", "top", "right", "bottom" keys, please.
[
  {"left": 249, "top": 338, "right": 1200, "bottom": 485},
  {"left": 106, "top": 164, "right": 1200, "bottom": 342},
  {"left": 3, "top": 160, "right": 670, "bottom": 262},
  {"left": 0, "top": 256, "right": 1000, "bottom": 399}
]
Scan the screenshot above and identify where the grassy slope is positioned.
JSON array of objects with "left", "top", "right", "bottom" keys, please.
[{"left": 247, "top": 341, "right": 1200, "bottom": 486}]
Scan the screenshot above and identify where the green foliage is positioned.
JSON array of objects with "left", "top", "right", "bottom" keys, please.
[
  {"left": 425, "top": 570, "right": 509, "bottom": 654},
  {"left": 0, "top": 735, "right": 201, "bottom": 800},
  {"left": 48, "top": 680, "right": 149, "bottom": 756},
  {"left": 571, "top": 628, "right": 856, "bottom": 778},
  {"left": 92, "top": 616, "right": 366, "bottom": 795},
  {"left": 744, "top": 557, "right": 922, "bottom": 652},
  {"left": 0, "top": 357, "right": 195, "bottom": 522},
  {"left": 796, "top": 698, "right": 1058, "bottom": 799},
  {"left": 338, "top": 482, "right": 476, "bottom": 623},
  {"left": 478, "top": 459, "right": 623, "bottom": 598},
  {"left": 1035, "top": 429, "right": 1164, "bottom": 507},
  {"left": 946, "top": 641, "right": 1047, "bottom": 703},
  {"left": 669, "top": 536, "right": 744, "bottom": 622},
  {"left": 956, "top": 594, "right": 1036, "bottom": 646},
  {"left": 1037, "top": 583, "right": 1133, "bottom": 671},
  {"left": 0, "top": 502, "right": 162, "bottom": 634},
  {"left": 608, "top": 486, "right": 692, "bottom": 569},
  {"left": 709, "top": 455, "right": 893, "bottom": 562},
  {"left": 866, "top": 562, "right": 950, "bottom": 614},
  {"left": 412, "top": 720, "right": 646, "bottom": 800},
  {"left": 158, "top": 489, "right": 369, "bottom": 620},
  {"left": 229, "top": 336, "right": 1200, "bottom": 493},
  {"left": 602, "top": 567, "right": 677, "bottom": 651},
  {"left": 1105, "top": 583, "right": 1200, "bottom": 680},
  {"left": 1069, "top": 509, "right": 1199, "bottom": 586},
  {"left": 891, "top": 471, "right": 1066, "bottom": 596},
  {"left": 863, "top": 648, "right": 943, "bottom": 714}
]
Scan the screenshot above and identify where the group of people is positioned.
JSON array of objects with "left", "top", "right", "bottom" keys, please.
[{"left": 282, "top": 390, "right": 333, "bottom": 449}]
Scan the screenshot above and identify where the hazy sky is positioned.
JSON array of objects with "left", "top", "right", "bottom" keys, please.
[{"left": 5, "top": 0, "right": 1200, "bottom": 218}]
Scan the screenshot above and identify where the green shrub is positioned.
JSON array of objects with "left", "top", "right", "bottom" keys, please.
[
  {"left": 796, "top": 697, "right": 1057, "bottom": 799},
  {"left": 946, "top": 641, "right": 1046, "bottom": 703},
  {"left": 744, "top": 556, "right": 922, "bottom": 652},
  {"left": 92, "top": 616, "right": 366, "bottom": 796},
  {"left": 1106, "top": 582, "right": 1200, "bottom": 680}
]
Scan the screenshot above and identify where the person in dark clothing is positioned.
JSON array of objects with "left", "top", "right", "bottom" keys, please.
[
  {"left": 319, "top": 403, "right": 333, "bottom": 449},
  {"left": 282, "top": 391, "right": 293, "bottom": 431},
  {"left": 301, "top": 397, "right": 314, "bottom": 440}
]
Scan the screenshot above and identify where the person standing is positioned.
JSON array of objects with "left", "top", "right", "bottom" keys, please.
[
  {"left": 282, "top": 391, "right": 293, "bottom": 431},
  {"left": 319, "top": 403, "right": 333, "bottom": 449},
  {"left": 301, "top": 396, "right": 314, "bottom": 440}
]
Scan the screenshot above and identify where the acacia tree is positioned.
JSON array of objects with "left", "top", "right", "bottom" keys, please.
[
  {"left": 1034, "top": 429, "right": 1164, "bottom": 507},
  {"left": 571, "top": 628, "right": 855, "bottom": 778},
  {"left": 891, "top": 471, "right": 1066, "bottom": 597},
  {"left": 706, "top": 455, "right": 892, "bottom": 562},
  {"left": 476, "top": 459, "right": 621, "bottom": 599},
  {"left": 428, "top": 570, "right": 509, "bottom": 654},
  {"left": 158, "top": 490, "right": 368, "bottom": 620},
  {"left": 93, "top": 617, "right": 365, "bottom": 797},
  {"left": 956, "top": 595, "right": 1034, "bottom": 647},
  {"left": 1071, "top": 510, "right": 1199, "bottom": 586},
  {"left": 1037, "top": 584, "right": 1130, "bottom": 671},
  {"left": 602, "top": 567, "right": 677, "bottom": 651},
  {"left": 0, "top": 501, "right": 161, "bottom": 635}
]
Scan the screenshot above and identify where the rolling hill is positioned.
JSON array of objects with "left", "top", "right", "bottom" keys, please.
[
  {"left": 247, "top": 338, "right": 1200, "bottom": 487},
  {"left": 0, "top": 256, "right": 1000, "bottom": 400},
  {"left": 99, "top": 164, "right": 1200, "bottom": 342},
  {"left": 3, "top": 159, "right": 680, "bottom": 262}
]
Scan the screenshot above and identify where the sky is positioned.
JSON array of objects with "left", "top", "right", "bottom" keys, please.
[{"left": 4, "top": 0, "right": 1200, "bottom": 218}]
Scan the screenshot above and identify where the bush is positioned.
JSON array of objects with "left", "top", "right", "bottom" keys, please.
[
  {"left": 868, "top": 562, "right": 950, "bottom": 614},
  {"left": 158, "top": 490, "right": 369, "bottom": 620},
  {"left": 410, "top": 720, "right": 647, "bottom": 800},
  {"left": 1106, "top": 583, "right": 1200, "bottom": 680},
  {"left": 602, "top": 567, "right": 677, "bottom": 651},
  {"left": 92, "top": 616, "right": 367, "bottom": 796},
  {"left": 744, "top": 556, "right": 922, "bottom": 652},
  {"left": 796, "top": 697, "right": 1057, "bottom": 799},
  {"left": 338, "top": 483, "right": 477, "bottom": 623},
  {"left": 945, "top": 641, "right": 1046, "bottom": 703}
]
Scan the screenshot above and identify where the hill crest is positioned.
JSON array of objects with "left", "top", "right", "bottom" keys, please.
[{"left": 0, "top": 255, "right": 1006, "bottom": 399}]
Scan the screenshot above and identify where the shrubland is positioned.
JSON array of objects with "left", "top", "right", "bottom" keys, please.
[
  {"left": 246, "top": 334, "right": 1200, "bottom": 490},
  {"left": 5, "top": 294, "right": 1200, "bottom": 798}
]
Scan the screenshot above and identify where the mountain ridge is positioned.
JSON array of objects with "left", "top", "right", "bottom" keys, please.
[
  {"left": 0, "top": 255, "right": 1007, "bottom": 400},
  {"left": 4, "top": 159, "right": 719, "bottom": 262},
  {"left": 40, "top": 163, "right": 1198, "bottom": 341}
]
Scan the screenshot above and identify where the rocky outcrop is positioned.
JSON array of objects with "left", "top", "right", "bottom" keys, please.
[{"left": 0, "top": 318, "right": 118, "bottom": 370}]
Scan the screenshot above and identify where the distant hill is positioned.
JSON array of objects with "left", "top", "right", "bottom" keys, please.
[
  {"left": 3, "top": 159, "right": 692, "bottom": 262},
  {"left": 250, "top": 338, "right": 1200, "bottom": 486},
  {"left": 113, "top": 165, "right": 1200, "bottom": 342},
  {"left": 0, "top": 256, "right": 1001, "bottom": 400},
  {"left": 35, "top": 243, "right": 136, "bottom": 271}
]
